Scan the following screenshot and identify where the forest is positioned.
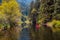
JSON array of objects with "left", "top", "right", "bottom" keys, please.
[{"left": 0, "top": 0, "right": 60, "bottom": 40}]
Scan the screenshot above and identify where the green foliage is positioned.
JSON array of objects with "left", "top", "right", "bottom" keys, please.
[
  {"left": 29, "top": 0, "right": 60, "bottom": 40},
  {"left": 55, "top": 21, "right": 60, "bottom": 28}
]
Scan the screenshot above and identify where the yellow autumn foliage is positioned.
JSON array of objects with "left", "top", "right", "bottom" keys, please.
[
  {"left": 0, "top": 0, "right": 22, "bottom": 30},
  {"left": 47, "top": 20, "right": 60, "bottom": 32},
  {"left": 31, "top": 8, "right": 37, "bottom": 13}
]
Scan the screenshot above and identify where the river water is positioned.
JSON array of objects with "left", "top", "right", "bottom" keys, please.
[
  {"left": 17, "top": 0, "right": 35, "bottom": 40},
  {"left": 18, "top": 28, "right": 30, "bottom": 40}
]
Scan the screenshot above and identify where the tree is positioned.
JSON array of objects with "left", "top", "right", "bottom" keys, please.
[
  {"left": 29, "top": 0, "right": 41, "bottom": 40},
  {"left": 29, "top": 0, "right": 60, "bottom": 40},
  {"left": 0, "top": 0, "right": 22, "bottom": 40}
]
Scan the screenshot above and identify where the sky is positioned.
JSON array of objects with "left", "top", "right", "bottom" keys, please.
[
  {"left": 17, "top": 0, "right": 35, "bottom": 16},
  {"left": 17, "top": 0, "right": 35, "bottom": 5}
]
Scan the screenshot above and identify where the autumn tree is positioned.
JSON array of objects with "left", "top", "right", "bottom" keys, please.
[
  {"left": 0, "top": 0, "right": 22, "bottom": 40},
  {"left": 38, "top": 0, "right": 60, "bottom": 40},
  {"left": 29, "top": 0, "right": 60, "bottom": 40}
]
